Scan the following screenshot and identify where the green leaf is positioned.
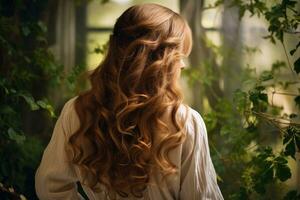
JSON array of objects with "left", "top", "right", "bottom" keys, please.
[
  {"left": 294, "top": 57, "right": 300, "bottom": 74},
  {"left": 7, "top": 128, "right": 26, "bottom": 144},
  {"left": 255, "top": 85, "right": 265, "bottom": 91},
  {"left": 239, "top": 6, "right": 246, "bottom": 19},
  {"left": 249, "top": 91, "right": 259, "bottom": 104},
  {"left": 295, "top": 127, "right": 300, "bottom": 151},
  {"left": 36, "top": 100, "right": 47, "bottom": 108},
  {"left": 94, "top": 46, "right": 105, "bottom": 54},
  {"left": 261, "top": 165, "right": 274, "bottom": 183},
  {"left": 276, "top": 163, "right": 291, "bottom": 181},
  {"left": 20, "top": 94, "right": 39, "bottom": 110},
  {"left": 296, "top": 135, "right": 300, "bottom": 152},
  {"left": 0, "top": 105, "right": 16, "bottom": 115},
  {"left": 21, "top": 25, "right": 31, "bottom": 36},
  {"left": 283, "top": 135, "right": 291, "bottom": 145},
  {"left": 274, "top": 156, "right": 288, "bottom": 165},
  {"left": 258, "top": 93, "right": 268, "bottom": 103},
  {"left": 10, "top": 89, "right": 17, "bottom": 94},
  {"left": 284, "top": 139, "right": 296, "bottom": 159},
  {"left": 233, "top": 89, "right": 248, "bottom": 111},
  {"left": 283, "top": 0, "right": 297, "bottom": 6},
  {"left": 295, "top": 96, "right": 300, "bottom": 109},
  {"left": 290, "top": 49, "right": 296, "bottom": 56},
  {"left": 258, "top": 147, "right": 273, "bottom": 160},
  {"left": 37, "top": 21, "right": 47, "bottom": 33},
  {"left": 290, "top": 41, "right": 300, "bottom": 56},
  {"left": 284, "top": 126, "right": 300, "bottom": 153},
  {"left": 283, "top": 128, "right": 293, "bottom": 145},
  {"left": 271, "top": 61, "right": 286, "bottom": 72},
  {"left": 259, "top": 71, "right": 273, "bottom": 81},
  {"left": 37, "top": 100, "right": 56, "bottom": 118}
]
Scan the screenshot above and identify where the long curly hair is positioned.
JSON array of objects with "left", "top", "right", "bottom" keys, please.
[{"left": 68, "top": 3, "right": 192, "bottom": 198}]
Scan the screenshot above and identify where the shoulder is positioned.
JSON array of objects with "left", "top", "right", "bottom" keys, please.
[
  {"left": 177, "top": 104, "right": 206, "bottom": 131},
  {"left": 61, "top": 96, "right": 78, "bottom": 115},
  {"left": 59, "top": 96, "right": 80, "bottom": 137},
  {"left": 178, "top": 104, "right": 208, "bottom": 163},
  {"left": 178, "top": 104, "right": 208, "bottom": 147}
]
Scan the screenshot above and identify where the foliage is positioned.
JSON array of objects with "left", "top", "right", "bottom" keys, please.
[
  {"left": 182, "top": 0, "right": 300, "bottom": 199},
  {"left": 0, "top": 0, "right": 66, "bottom": 199},
  {"left": 0, "top": 0, "right": 106, "bottom": 199}
]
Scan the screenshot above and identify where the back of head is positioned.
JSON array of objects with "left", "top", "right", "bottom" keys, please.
[{"left": 69, "top": 3, "right": 193, "bottom": 198}]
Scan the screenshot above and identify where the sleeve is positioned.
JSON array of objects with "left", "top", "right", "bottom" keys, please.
[
  {"left": 35, "top": 97, "right": 84, "bottom": 200},
  {"left": 179, "top": 108, "right": 224, "bottom": 200}
]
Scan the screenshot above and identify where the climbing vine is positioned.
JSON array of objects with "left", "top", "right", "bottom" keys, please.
[{"left": 182, "top": 0, "right": 300, "bottom": 199}]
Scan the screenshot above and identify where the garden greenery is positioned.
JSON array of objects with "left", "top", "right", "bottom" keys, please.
[
  {"left": 182, "top": 0, "right": 300, "bottom": 199},
  {"left": 0, "top": 1, "right": 81, "bottom": 199}
]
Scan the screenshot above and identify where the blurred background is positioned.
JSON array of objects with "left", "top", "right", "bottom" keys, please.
[{"left": 0, "top": 0, "right": 299, "bottom": 199}]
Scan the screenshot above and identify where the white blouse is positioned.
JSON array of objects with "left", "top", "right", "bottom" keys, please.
[{"left": 35, "top": 96, "right": 224, "bottom": 200}]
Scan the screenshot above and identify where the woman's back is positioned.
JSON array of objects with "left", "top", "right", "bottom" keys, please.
[
  {"left": 35, "top": 96, "right": 223, "bottom": 199},
  {"left": 35, "top": 3, "right": 223, "bottom": 199}
]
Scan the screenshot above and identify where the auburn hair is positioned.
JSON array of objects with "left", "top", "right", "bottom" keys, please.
[{"left": 68, "top": 3, "right": 193, "bottom": 198}]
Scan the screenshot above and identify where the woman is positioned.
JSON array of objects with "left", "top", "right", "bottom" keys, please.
[{"left": 35, "top": 3, "right": 224, "bottom": 200}]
